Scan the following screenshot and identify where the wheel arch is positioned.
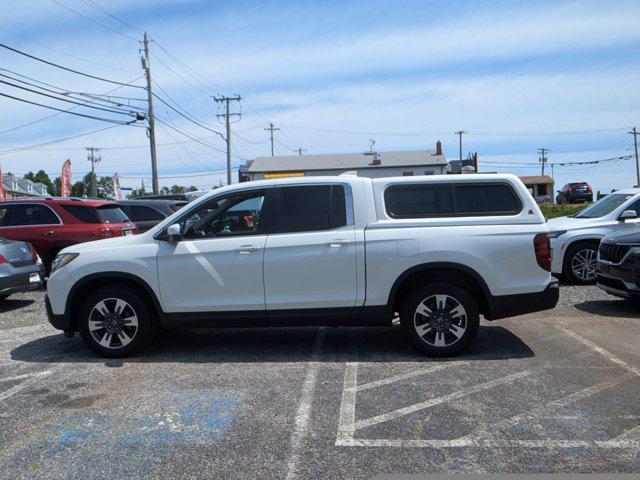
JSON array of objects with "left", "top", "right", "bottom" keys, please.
[
  {"left": 388, "top": 262, "right": 491, "bottom": 318},
  {"left": 66, "top": 272, "right": 163, "bottom": 331}
]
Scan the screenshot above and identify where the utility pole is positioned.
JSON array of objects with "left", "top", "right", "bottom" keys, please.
[
  {"left": 455, "top": 131, "right": 466, "bottom": 161},
  {"left": 538, "top": 148, "right": 549, "bottom": 176},
  {"left": 630, "top": 127, "right": 639, "bottom": 187},
  {"left": 141, "top": 32, "right": 159, "bottom": 194},
  {"left": 293, "top": 147, "right": 307, "bottom": 156},
  {"left": 86, "top": 147, "right": 101, "bottom": 198},
  {"left": 265, "top": 122, "right": 280, "bottom": 157},
  {"left": 214, "top": 95, "right": 241, "bottom": 185}
]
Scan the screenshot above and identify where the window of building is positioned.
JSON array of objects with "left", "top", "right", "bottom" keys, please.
[
  {"left": 424, "top": 171, "right": 434, "bottom": 175},
  {"left": 11, "top": 204, "right": 60, "bottom": 226},
  {"left": 276, "top": 185, "right": 347, "bottom": 234},
  {"left": 402, "top": 172, "right": 414, "bottom": 176}
]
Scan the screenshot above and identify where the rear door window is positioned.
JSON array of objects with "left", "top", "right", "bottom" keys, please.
[
  {"left": 10, "top": 204, "right": 60, "bottom": 226},
  {"left": 129, "top": 205, "right": 165, "bottom": 222},
  {"left": 96, "top": 206, "right": 130, "bottom": 224},
  {"left": 275, "top": 185, "right": 348, "bottom": 233},
  {"left": 0, "top": 205, "right": 13, "bottom": 227},
  {"left": 62, "top": 205, "right": 101, "bottom": 223},
  {"left": 455, "top": 184, "right": 521, "bottom": 215}
]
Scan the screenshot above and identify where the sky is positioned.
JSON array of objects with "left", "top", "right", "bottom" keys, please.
[{"left": 0, "top": 0, "right": 639, "bottom": 196}]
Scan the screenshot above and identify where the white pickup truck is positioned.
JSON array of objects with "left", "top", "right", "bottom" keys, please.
[{"left": 46, "top": 173, "right": 559, "bottom": 357}]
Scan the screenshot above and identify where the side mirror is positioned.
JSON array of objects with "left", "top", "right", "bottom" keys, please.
[
  {"left": 619, "top": 210, "right": 638, "bottom": 221},
  {"left": 166, "top": 223, "right": 182, "bottom": 242}
]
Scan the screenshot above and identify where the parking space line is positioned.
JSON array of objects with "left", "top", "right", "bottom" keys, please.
[
  {"left": 560, "top": 327, "right": 640, "bottom": 377},
  {"left": 352, "top": 367, "right": 536, "bottom": 431},
  {"left": 0, "top": 370, "right": 52, "bottom": 403},
  {"left": 615, "top": 424, "right": 640, "bottom": 440},
  {"left": 336, "top": 362, "right": 358, "bottom": 446},
  {"left": 284, "top": 327, "right": 327, "bottom": 480},
  {"left": 349, "top": 362, "right": 467, "bottom": 393},
  {"left": 336, "top": 437, "right": 640, "bottom": 449}
]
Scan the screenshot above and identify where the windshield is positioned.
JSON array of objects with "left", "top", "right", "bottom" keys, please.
[
  {"left": 576, "top": 193, "right": 635, "bottom": 218},
  {"left": 96, "top": 206, "right": 130, "bottom": 224}
]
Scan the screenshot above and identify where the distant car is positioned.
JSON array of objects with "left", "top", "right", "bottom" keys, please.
[
  {"left": 597, "top": 229, "right": 640, "bottom": 299},
  {"left": 0, "top": 198, "right": 137, "bottom": 273},
  {"left": 547, "top": 188, "right": 640, "bottom": 284},
  {"left": 0, "top": 237, "right": 44, "bottom": 300},
  {"left": 132, "top": 191, "right": 209, "bottom": 202},
  {"left": 556, "top": 182, "right": 593, "bottom": 204},
  {"left": 117, "top": 199, "right": 188, "bottom": 232}
]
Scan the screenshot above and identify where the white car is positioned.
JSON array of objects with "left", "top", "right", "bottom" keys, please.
[
  {"left": 46, "top": 174, "right": 558, "bottom": 357},
  {"left": 547, "top": 188, "right": 640, "bottom": 284}
]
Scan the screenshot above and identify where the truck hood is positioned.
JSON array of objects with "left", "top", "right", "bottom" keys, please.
[
  {"left": 602, "top": 229, "right": 640, "bottom": 245},
  {"left": 546, "top": 215, "right": 609, "bottom": 232}
]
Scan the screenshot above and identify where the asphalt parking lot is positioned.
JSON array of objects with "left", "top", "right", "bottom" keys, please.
[{"left": 0, "top": 285, "right": 639, "bottom": 478}]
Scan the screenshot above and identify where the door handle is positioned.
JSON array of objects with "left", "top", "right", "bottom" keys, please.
[
  {"left": 236, "top": 245, "right": 263, "bottom": 253},
  {"left": 326, "top": 239, "right": 350, "bottom": 247},
  {"left": 42, "top": 230, "right": 55, "bottom": 236}
]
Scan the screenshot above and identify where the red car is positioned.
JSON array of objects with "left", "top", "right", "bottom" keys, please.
[{"left": 0, "top": 198, "right": 137, "bottom": 272}]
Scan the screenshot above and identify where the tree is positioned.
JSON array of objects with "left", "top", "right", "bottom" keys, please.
[
  {"left": 71, "top": 181, "right": 85, "bottom": 197},
  {"left": 53, "top": 177, "right": 62, "bottom": 196},
  {"left": 24, "top": 170, "right": 55, "bottom": 195}
]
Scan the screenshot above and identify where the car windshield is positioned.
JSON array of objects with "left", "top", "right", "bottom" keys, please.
[{"left": 575, "top": 193, "right": 635, "bottom": 218}]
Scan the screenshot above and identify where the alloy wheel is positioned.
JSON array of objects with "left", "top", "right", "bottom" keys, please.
[
  {"left": 88, "top": 298, "right": 139, "bottom": 349},
  {"left": 414, "top": 294, "right": 467, "bottom": 347},
  {"left": 571, "top": 248, "right": 597, "bottom": 282}
]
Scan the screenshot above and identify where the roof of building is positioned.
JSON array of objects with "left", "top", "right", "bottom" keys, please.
[
  {"left": 248, "top": 149, "right": 447, "bottom": 173},
  {"left": 2, "top": 174, "right": 48, "bottom": 196},
  {"left": 519, "top": 175, "right": 554, "bottom": 185}
]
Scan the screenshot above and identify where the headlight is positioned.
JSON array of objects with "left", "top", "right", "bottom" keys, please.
[
  {"left": 549, "top": 230, "right": 567, "bottom": 239},
  {"left": 50, "top": 253, "right": 79, "bottom": 274}
]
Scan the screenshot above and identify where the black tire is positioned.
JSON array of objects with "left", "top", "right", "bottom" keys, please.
[
  {"left": 78, "top": 285, "right": 155, "bottom": 358},
  {"left": 400, "top": 282, "right": 480, "bottom": 357},
  {"left": 563, "top": 241, "right": 598, "bottom": 285}
]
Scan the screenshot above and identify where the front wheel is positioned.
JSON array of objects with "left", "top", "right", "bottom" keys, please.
[
  {"left": 78, "top": 286, "right": 155, "bottom": 358},
  {"left": 400, "top": 282, "right": 479, "bottom": 356},
  {"left": 563, "top": 242, "right": 598, "bottom": 284}
]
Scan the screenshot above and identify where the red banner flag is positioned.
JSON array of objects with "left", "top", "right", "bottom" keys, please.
[
  {"left": 0, "top": 165, "right": 4, "bottom": 199},
  {"left": 61, "top": 159, "right": 72, "bottom": 197},
  {"left": 113, "top": 173, "right": 122, "bottom": 201}
]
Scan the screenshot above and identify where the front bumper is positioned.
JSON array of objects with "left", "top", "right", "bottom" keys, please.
[
  {"left": 597, "top": 260, "right": 640, "bottom": 299},
  {"left": 486, "top": 281, "right": 560, "bottom": 320},
  {"left": 45, "top": 294, "right": 73, "bottom": 331},
  {"left": 566, "top": 193, "right": 593, "bottom": 203}
]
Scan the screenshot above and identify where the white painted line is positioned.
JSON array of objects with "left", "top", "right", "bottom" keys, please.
[
  {"left": 337, "top": 437, "right": 640, "bottom": 449},
  {"left": 350, "top": 362, "right": 467, "bottom": 393},
  {"left": 284, "top": 327, "right": 326, "bottom": 480},
  {"left": 615, "top": 424, "right": 640, "bottom": 440},
  {"left": 336, "top": 362, "right": 358, "bottom": 445},
  {"left": 560, "top": 327, "right": 640, "bottom": 377},
  {"left": 0, "top": 370, "right": 52, "bottom": 403},
  {"left": 353, "top": 368, "right": 535, "bottom": 431}
]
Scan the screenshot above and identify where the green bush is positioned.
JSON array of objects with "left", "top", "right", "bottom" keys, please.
[{"left": 539, "top": 203, "right": 590, "bottom": 219}]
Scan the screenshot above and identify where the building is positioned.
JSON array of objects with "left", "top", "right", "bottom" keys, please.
[
  {"left": 519, "top": 175, "right": 554, "bottom": 204},
  {"left": 247, "top": 141, "right": 447, "bottom": 180},
  {"left": 2, "top": 174, "right": 49, "bottom": 198}
]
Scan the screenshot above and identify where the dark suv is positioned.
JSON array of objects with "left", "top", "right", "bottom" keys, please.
[
  {"left": 117, "top": 199, "right": 187, "bottom": 232},
  {"left": 556, "top": 182, "right": 593, "bottom": 204},
  {"left": 596, "top": 229, "right": 640, "bottom": 299},
  {"left": 0, "top": 198, "right": 136, "bottom": 272}
]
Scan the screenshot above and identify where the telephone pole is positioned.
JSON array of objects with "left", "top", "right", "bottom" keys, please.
[
  {"left": 142, "top": 32, "right": 159, "bottom": 194},
  {"left": 455, "top": 131, "right": 466, "bottom": 161},
  {"left": 265, "top": 122, "right": 280, "bottom": 157},
  {"left": 538, "top": 148, "right": 549, "bottom": 176},
  {"left": 293, "top": 147, "right": 307, "bottom": 156},
  {"left": 214, "top": 95, "right": 241, "bottom": 185},
  {"left": 86, "top": 147, "right": 101, "bottom": 198},
  {"left": 630, "top": 127, "right": 639, "bottom": 187}
]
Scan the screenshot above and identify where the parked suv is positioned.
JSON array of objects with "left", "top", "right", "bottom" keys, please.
[
  {"left": 117, "top": 199, "right": 187, "bottom": 233},
  {"left": 547, "top": 188, "right": 640, "bottom": 284},
  {"left": 596, "top": 230, "right": 640, "bottom": 299},
  {"left": 46, "top": 174, "right": 558, "bottom": 358},
  {"left": 0, "top": 198, "right": 137, "bottom": 272},
  {"left": 556, "top": 182, "right": 593, "bottom": 204}
]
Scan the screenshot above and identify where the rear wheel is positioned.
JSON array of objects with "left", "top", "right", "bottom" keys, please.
[
  {"left": 78, "top": 286, "right": 155, "bottom": 357},
  {"left": 400, "top": 282, "right": 479, "bottom": 356},
  {"left": 564, "top": 242, "right": 598, "bottom": 284}
]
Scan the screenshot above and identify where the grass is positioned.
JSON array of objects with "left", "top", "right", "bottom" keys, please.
[{"left": 539, "top": 203, "right": 590, "bottom": 219}]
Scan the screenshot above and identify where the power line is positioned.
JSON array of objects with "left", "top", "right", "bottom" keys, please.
[
  {"left": 152, "top": 88, "right": 224, "bottom": 139},
  {"left": 79, "top": 0, "right": 145, "bottom": 35},
  {"left": 0, "top": 42, "right": 145, "bottom": 88},
  {"left": 0, "top": 92, "right": 142, "bottom": 124},
  {"left": 49, "top": 0, "right": 140, "bottom": 41}
]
